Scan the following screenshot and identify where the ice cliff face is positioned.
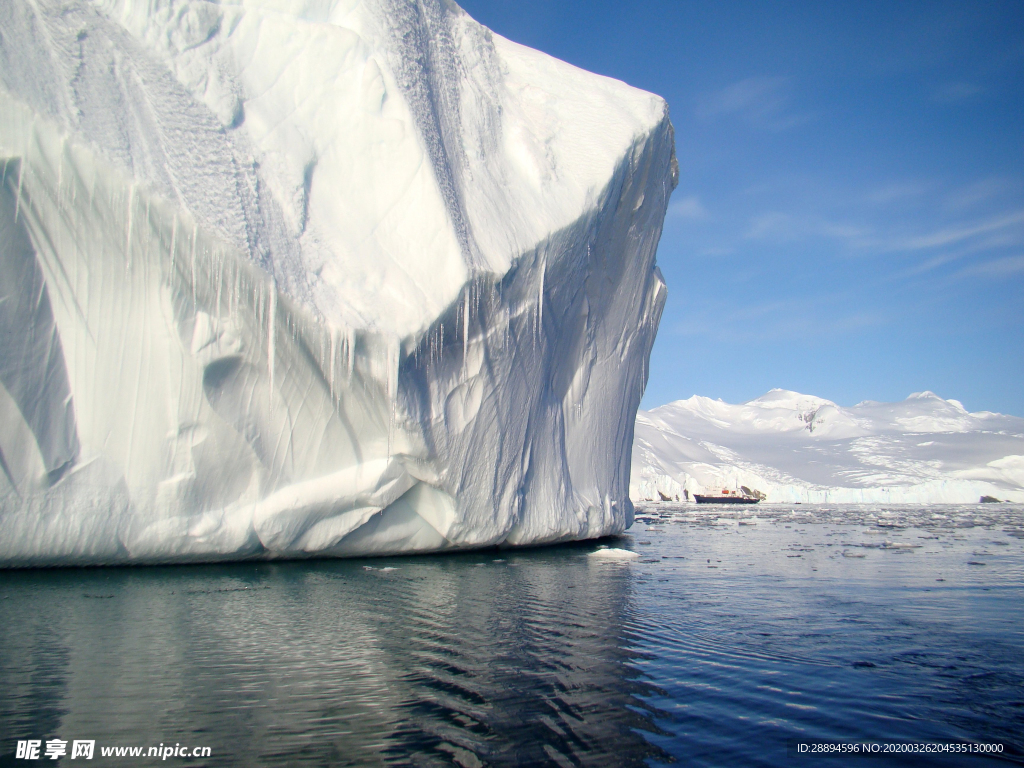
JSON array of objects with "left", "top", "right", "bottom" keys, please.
[
  {"left": 0, "top": 0, "right": 675, "bottom": 565},
  {"left": 632, "top": 390, "right": 1024, "bottom": 504}
]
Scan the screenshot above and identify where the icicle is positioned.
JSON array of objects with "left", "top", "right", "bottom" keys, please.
[
  {"left": 14, "top": 159, "right": 24, "bottom": 223},
  {"left": 124, "top": 184, "right": 135, "bottom": 269},
  {"left": 267, "top": 281, "right": 276, "bottom": 405},
  {"left": 537, "top": 260, "right": 544, "bottom": 329},
  {"left": 215, "top": 258, "right": 223, "bottom": 316},
  {"left": 386, "top": 336, "right": 399, "bottom": 460},
  {"left": 57, "top": 139, "right": 65, "bottom": 202},
  {"left": 168, "top": 215, "right": 178, "bottom": 274},
  {"left": 345, "top": 327, "right": 354, "bottom": 381},
  {"left": 462, "top": 291, "right": 469, "bottom": 377},
  {"left": 329, "top": 327, "right": 337, "bottom": 395},
  {"left": 255, "top": 284, "right": 263, "bottom": 352},
  {"left": 189, "top": 224, "right": 198, "bottom": 315},
  {"left": 386, "top": 337, "right": 396, "bottom": 402}
]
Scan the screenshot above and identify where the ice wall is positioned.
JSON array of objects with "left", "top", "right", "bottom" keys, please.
[
  {"left": 0, "top": 0, "right": 675, "bottom": 566},
  {"left": 632, "top": 390, "right": 1024, "bottom": 504}
]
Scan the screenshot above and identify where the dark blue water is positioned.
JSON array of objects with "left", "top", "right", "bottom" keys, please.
[{"left": 1, "top": 504, "right": 1022, "bottom": 766}]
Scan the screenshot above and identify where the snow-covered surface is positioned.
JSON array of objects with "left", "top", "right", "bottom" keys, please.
[
  {"left": 0, "top": 0, "right": 675, "bottom": 565},
  {"left": 631, "top": 390, "right": 1024, "bottom": 504}
]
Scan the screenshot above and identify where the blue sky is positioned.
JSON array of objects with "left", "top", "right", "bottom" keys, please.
[{"left": 458, "top": 0, "right": 1024, "bottom": 416}]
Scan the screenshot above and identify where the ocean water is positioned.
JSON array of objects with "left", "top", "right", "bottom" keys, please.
[{"left": 1, "top": 504, "right": 1022, "bottom": 767}]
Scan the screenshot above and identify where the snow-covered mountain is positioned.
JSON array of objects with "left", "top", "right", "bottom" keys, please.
[
  {"left": 0, "top": 0, "right": 674, "bottom": 565},
  {"left": 631, "top": 390, "right": 1024, "bottom": 504}
]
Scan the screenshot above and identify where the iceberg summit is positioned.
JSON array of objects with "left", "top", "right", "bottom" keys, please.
[{"left": 0, "top": 0, "right": 675, "bottom": 565}]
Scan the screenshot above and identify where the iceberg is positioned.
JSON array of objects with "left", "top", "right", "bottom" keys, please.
[
  {"left": 0, "top": 0, "right": 675, "bottom": 565},
  {"left": 631, "top": 390, "right": 1024, "bottom": 504}
]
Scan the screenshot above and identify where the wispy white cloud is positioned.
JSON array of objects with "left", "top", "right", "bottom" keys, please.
[
  {"left": 698, "top": 246, "right": 735, "bottom": 258},
  {"left": 932, "top": 81, "right": 984, "bottom": 103},
  {"left": 746, "top": 211, "right": 796, "bottom": 240},
  {"left": 889, "top": 210, "right": 1024, "bottom": 250},
  {"left": 699, "top": 76, "right": 787, "bottom": 117},
  {"left": 898, "top": 231, "right": 1024, "bottom": 278},
  {"left": 697, "top": 76, "right": 810, "bottom": 130},
  {"left": 745, "top": 211, "right": 867, "bottom": 243},
  {"left": 672, "top": 299, "right": 799, "bottom": 338},
  {"left": 899, "top": 249, "right": 972, "bottom": 278},
  {"left": 957, "top": 254, "right": 1024, "bottom": 278},
  {"left": 865, "top": 181, "right": 931, "bottom": 205},
  {"left": 668, "top": 194, "right": 709, "bottom": 219},
  {"left": 818, "top": 222, "right": 867, "bottom": 240},
  {"left": 943, "top": 178, "right": 1016, "bottom": 212},
  {"left": 672, "top": 298, "right": 886, "bottom": 342}
]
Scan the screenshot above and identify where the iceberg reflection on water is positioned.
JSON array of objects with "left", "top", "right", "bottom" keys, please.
[
  {"left": 0, "top": 546, "right": 667, "bottom": 767},
  {"left": 2, "top": 503, "right": 1023, "bottom": 766}
]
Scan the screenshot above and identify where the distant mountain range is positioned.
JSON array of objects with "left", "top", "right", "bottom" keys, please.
[{"left": 631, "top": 390, "right": 1024, "bottom": 504}]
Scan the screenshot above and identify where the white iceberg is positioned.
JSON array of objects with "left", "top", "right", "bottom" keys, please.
[
  {"left": 631, "top": 390, "right": 1024, "bottom": 504},
  {"left": 0, "top": 0, "right": 675, "bottom": 565}
]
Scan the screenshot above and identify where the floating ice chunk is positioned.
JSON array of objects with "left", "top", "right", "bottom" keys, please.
[{"left": 588, "top": 548, "right": 640, "bottom": 560}]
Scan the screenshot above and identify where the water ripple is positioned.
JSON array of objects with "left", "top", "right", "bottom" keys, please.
[{"left": 1, "top": 505, "right": 1022, "bottom": 765}]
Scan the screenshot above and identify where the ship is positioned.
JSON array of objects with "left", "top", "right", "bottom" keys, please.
[{"left": 694, "top": 487, "right": 761, "bottom": 504}]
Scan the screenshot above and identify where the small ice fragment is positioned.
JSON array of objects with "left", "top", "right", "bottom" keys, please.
[{"left": 588, "top": 548, "right": 639, "bottom": 560}]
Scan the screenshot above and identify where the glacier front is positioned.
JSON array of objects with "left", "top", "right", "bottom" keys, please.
[{"left": 0, "top": 0, "right": 675, "bottom": 565}]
